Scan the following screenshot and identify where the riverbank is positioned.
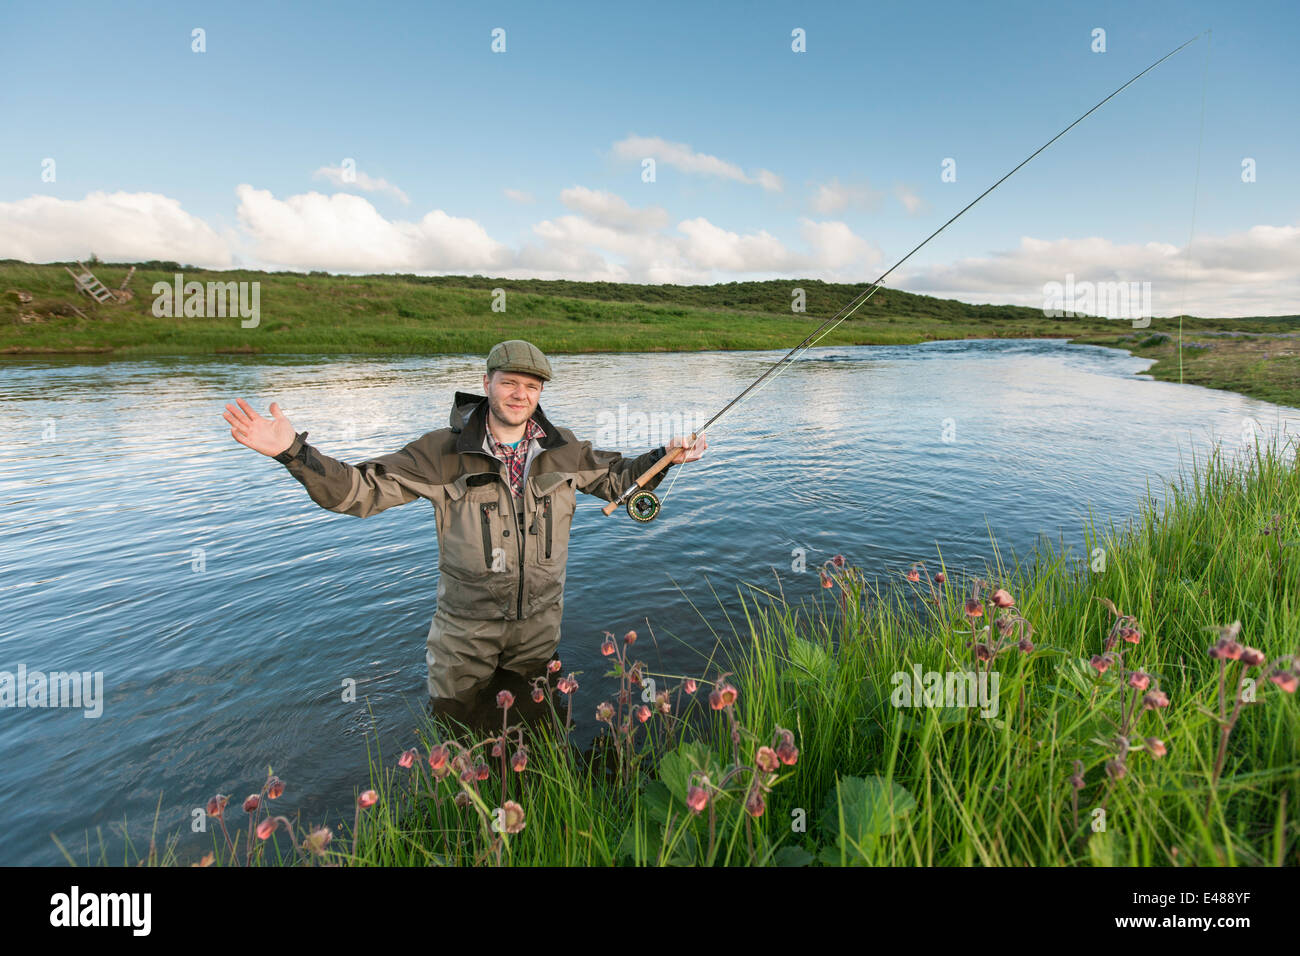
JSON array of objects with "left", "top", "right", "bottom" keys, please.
[
  {"left": 1072, "top": 328, "right": 1300, "bottom": 408},
  {"left": 5, "top": 261, "right": 1298, "bottom": 407},
  {"left": 93, "top": 435, "right": 1287, "bottom": 867}
]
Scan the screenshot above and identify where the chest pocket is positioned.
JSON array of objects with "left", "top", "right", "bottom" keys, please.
[
  {"left": 529, "top": 472, "right": 576, "bottom": 566},
  {"left": 442, "top": 471, "right": 515, "bottom": 576}
]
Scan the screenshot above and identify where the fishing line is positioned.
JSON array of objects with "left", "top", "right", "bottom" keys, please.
[{"left": 654, "top": 30, "right": 1210, "bottom": 513}]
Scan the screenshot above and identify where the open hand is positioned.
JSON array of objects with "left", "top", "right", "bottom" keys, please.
[
  {"left": 223, "top": 399, "right": 297, "bottom": 458},
  {"left": 666, "top": 433, "right": 707, "bottom": 464}
]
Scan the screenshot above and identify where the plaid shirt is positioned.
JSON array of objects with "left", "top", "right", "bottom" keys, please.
[{"left": 485, "top": 418, "right": 547, "bottom": 499}]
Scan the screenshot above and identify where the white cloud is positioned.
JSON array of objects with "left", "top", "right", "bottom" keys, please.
[
  {"left": 503, "top": 188, "right": 535, "bottom": 204},
  {"left": 799, "top": 219, "right": 881, "bottom": 272},
  {"left": 0, "top": 191, "right": 231, "bottom": 266},
  {"left": 611, "top": 135, "right": 783, "bottom": 191},
  {"left": 520, "top": 189, "right": 879, "bottom": 283},
  {"left": 312, "top": 164, "right": 410, "bottom": 204},
  {"left": 809, "top": 177, "right": 884, "bottom": 214},
  {"left": 893, "top": 182, "right": 929, "bottom": 215},
  {"left": 896, "top": 226, "right": 1300, "bottom": 318},
  {"left": 5, "top": 183, "right": 1295, "bottom": 316},
  {"left": 234, "top": 185, "right": 507, "bottom": 272},
  {"left": 676, "top": 217, "right": 792, "bottom": 271},
  {"left": 559, "top": 186, "right": 669, "bottom": 232}
]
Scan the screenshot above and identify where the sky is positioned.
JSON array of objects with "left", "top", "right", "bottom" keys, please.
[{"left": 1, "top": 0, "right": 1297, "bottom": 317}]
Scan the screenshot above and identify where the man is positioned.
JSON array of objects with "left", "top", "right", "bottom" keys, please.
[{"left": 222, "top": 339, "right": 706, "bottom": 719}]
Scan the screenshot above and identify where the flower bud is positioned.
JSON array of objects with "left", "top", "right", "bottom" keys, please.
[
  {"left": 428, "top": 744, "right": 449, "bottom": 771},
  {"left": 1142, "top": 689, "right": 1170, "bottom": 709},
  {"left": 686, "top": 786, "right": 709, "bottom": 813},
  {"left": 1268, "top": 670, "right": 1298, "bottom": 693}
]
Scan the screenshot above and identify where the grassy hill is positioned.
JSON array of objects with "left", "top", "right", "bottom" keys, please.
[{"left": 3, "top": 259, "right": 1298, "bottom": 406}]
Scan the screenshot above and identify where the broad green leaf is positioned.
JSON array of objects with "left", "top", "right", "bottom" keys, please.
[
  {"left": 788, "top": 635, "right": 834, "bottom": 679},
  {"left": 817, "top": 775, "right": 917, "bottom": 860},
  {"left": 773, "top": 845, "right": 815, "bottom": 867},
  {"left": 656, "top": 741, "right": 710, "bottom": 802}
]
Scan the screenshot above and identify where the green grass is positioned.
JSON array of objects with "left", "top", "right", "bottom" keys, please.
[{"left": 329, "top": 436, "right": 1297, "bottom": 867}]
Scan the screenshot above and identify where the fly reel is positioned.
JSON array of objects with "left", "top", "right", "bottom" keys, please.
[{"left": 626, "top": 489, "right": 661, "bottom": 523}]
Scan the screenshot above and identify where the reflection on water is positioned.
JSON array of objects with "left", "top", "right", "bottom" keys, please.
[{"left": 0, "top": 340, "right": 1295, "bottom": 864}]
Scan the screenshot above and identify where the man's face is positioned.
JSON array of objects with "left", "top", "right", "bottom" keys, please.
[{"left": 483, "top": 370, "right": 544, "bottom": 427}]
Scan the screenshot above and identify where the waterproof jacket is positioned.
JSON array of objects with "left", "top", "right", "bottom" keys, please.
[{"left": 275, "top": 391, "right": 673, "bottom": 621}]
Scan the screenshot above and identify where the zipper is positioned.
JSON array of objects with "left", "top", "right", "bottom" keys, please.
[
  {"left": 479, "top": 502, "right": 497, "bottom": 570},
  {"left": 515, "top": 497, "right": 525, "bottom": 619},
  {"left": 544, "top": 496, "right": 553, "bottom": 559}
]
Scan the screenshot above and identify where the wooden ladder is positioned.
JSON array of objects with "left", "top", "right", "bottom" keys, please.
[{"left": 64, "top": 261, "right": 116, "bottom": 303}]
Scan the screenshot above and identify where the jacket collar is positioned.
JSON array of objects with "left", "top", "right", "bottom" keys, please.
[{"left": 450, "top": 390, "right": 568, "bottom": 455}]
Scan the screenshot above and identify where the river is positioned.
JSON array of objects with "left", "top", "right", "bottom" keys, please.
[{"left": 1, "top": 338, "right": 1296, "bottom": 865}]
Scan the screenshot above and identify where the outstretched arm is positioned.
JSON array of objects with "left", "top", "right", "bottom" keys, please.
[
  {"left": 223, "top": 399, "right": 444, "bottom": 517},
  {"left": 574, "top": 433, "right": 707, "bottom": 502}
]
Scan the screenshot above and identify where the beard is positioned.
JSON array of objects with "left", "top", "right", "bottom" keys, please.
[{"left": 490, "top": 395, "right": 534, "bottom": 427}]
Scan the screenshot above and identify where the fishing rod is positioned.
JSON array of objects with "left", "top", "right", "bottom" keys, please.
[{"left": 603, "top": 31, "right": 1208, "bottom": 523}]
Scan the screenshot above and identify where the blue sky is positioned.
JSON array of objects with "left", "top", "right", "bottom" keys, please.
[{"left": 1, "top": 0, "right": 1296, "bottom": 315}]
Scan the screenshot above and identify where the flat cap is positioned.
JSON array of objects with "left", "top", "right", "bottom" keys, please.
[{"left": 487, "top": 339, "right": 552, "bottom": 382}]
